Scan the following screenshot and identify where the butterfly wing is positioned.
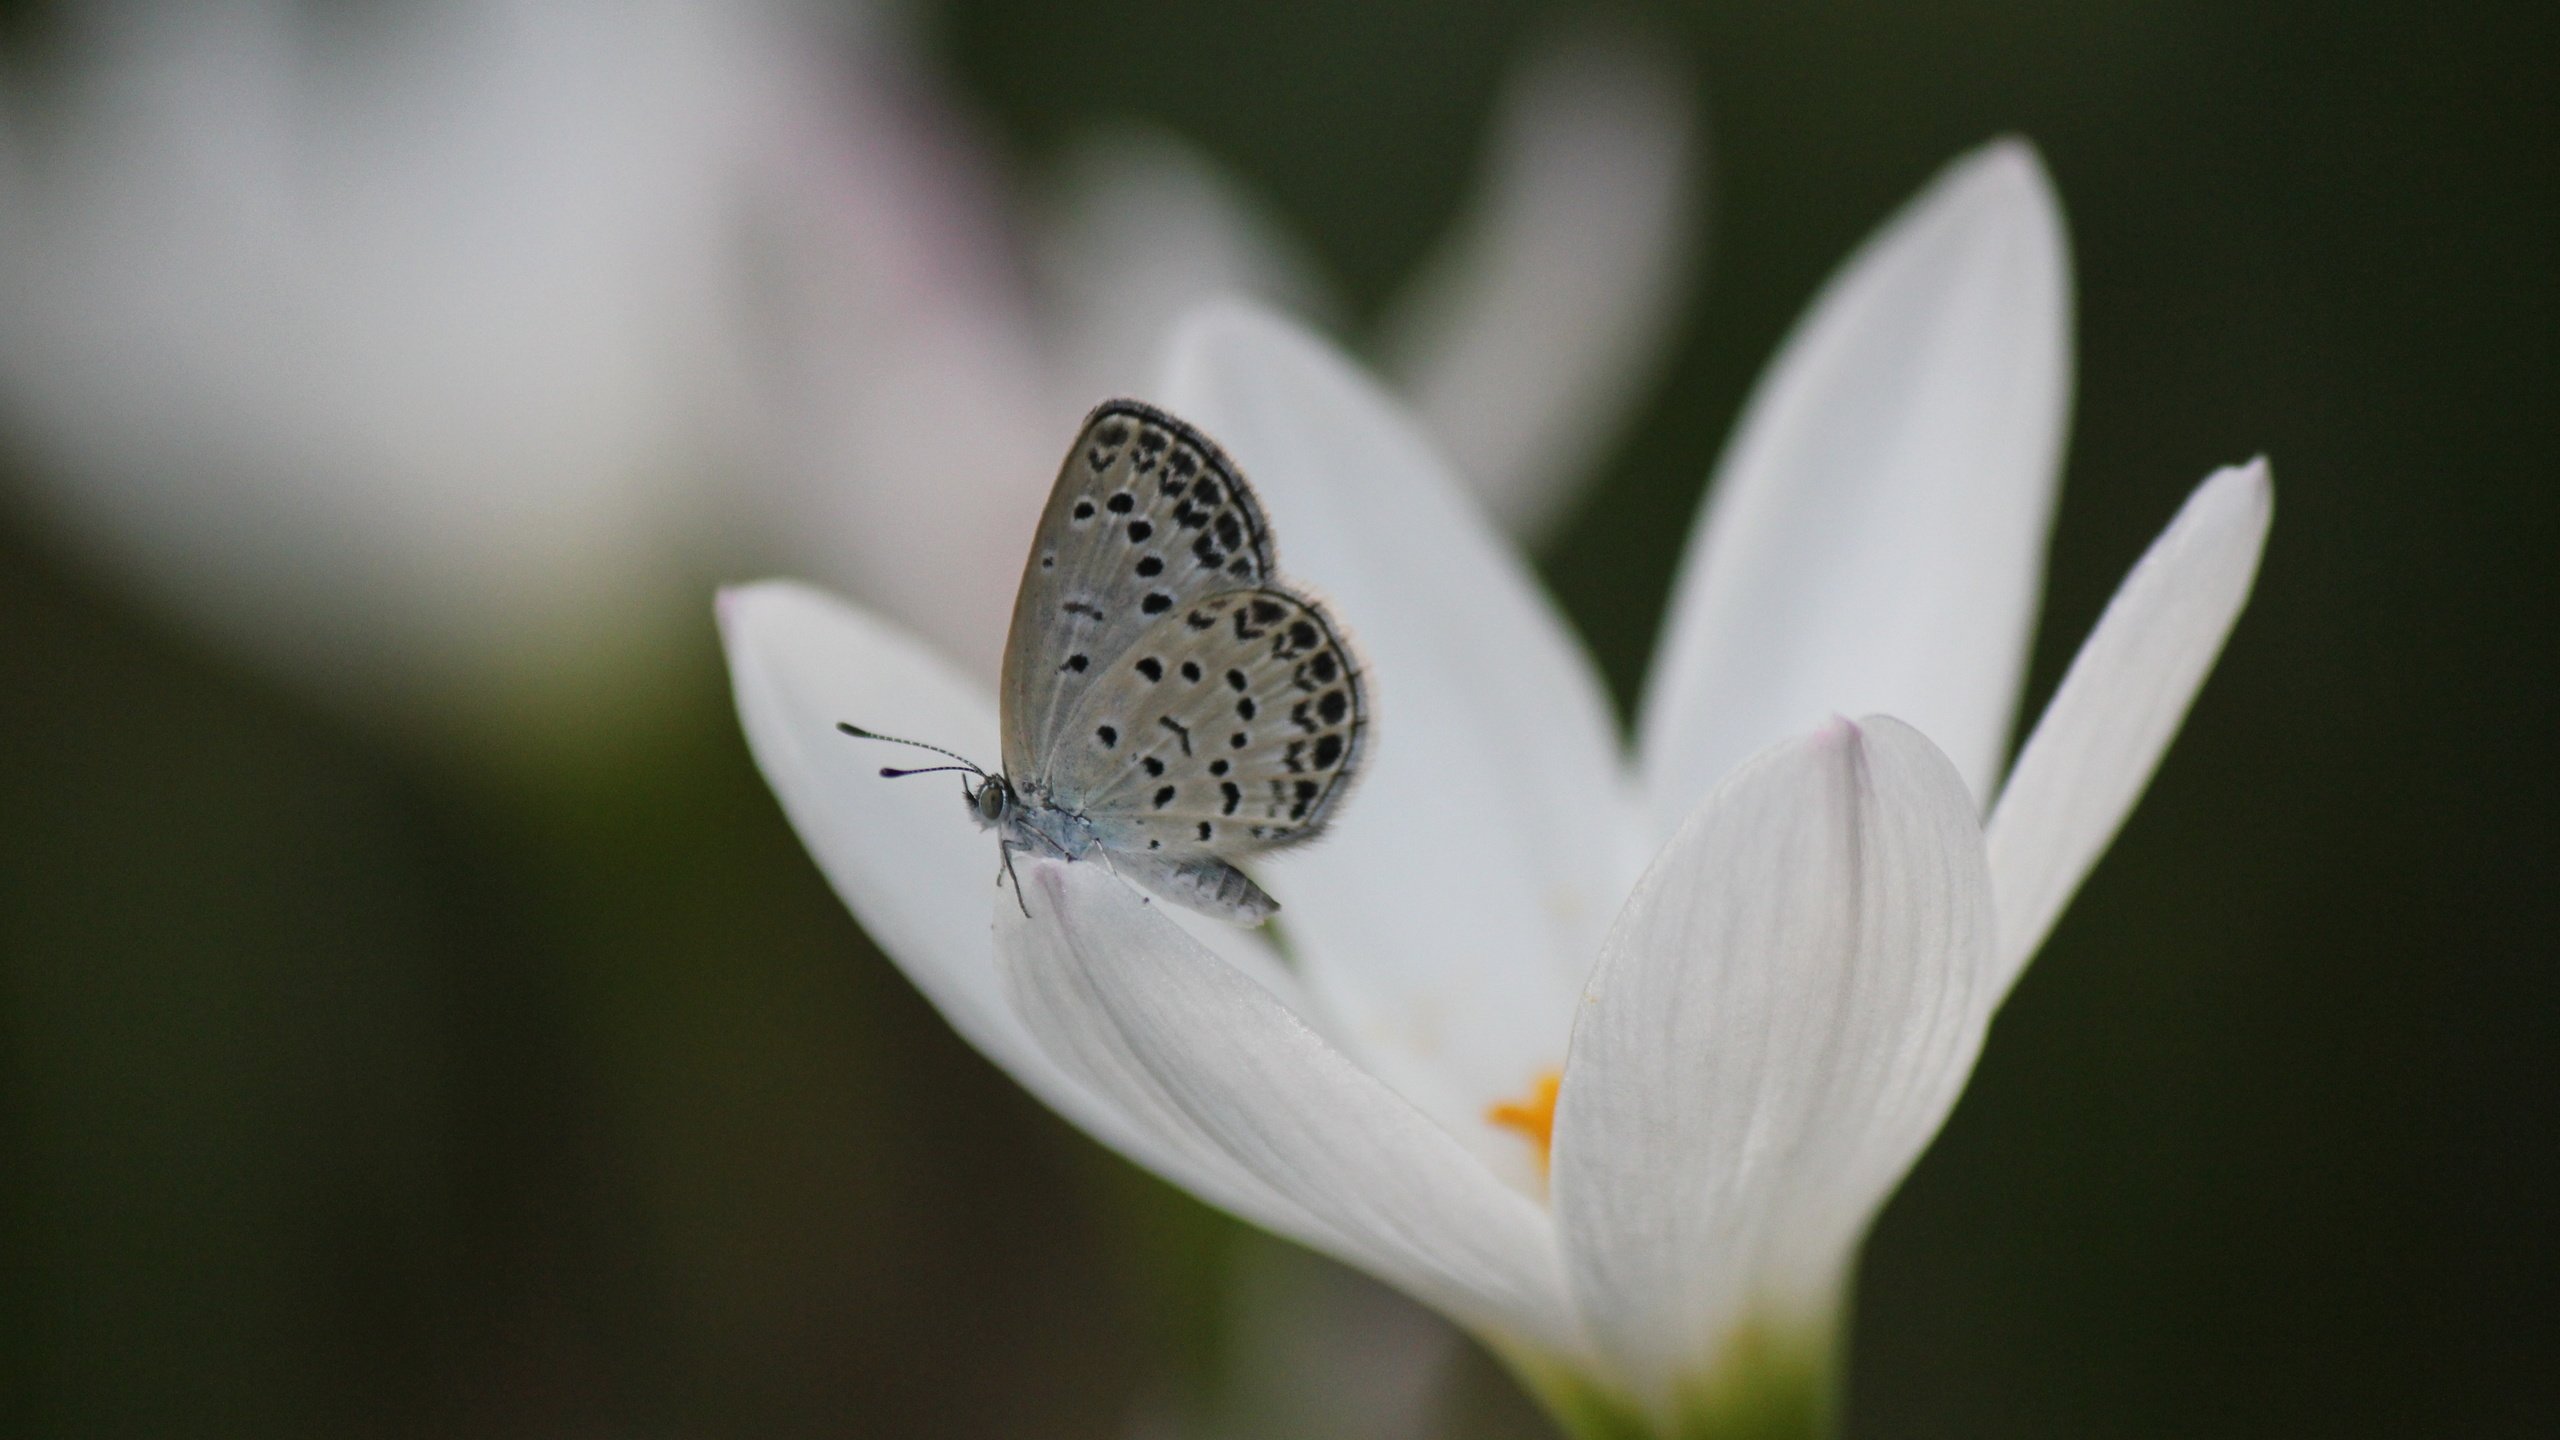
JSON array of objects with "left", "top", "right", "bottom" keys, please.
[
  {"left": 998, "top": 400, "right": 1279, "bottom": 784},
  {"left": 1042, "top": 588, "right": 1368, "bottom": 864}
]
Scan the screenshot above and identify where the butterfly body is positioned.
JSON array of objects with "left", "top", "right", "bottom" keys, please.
[
  {"left": 965, "top": 771, "right": 1285, "bottom": 923},
  {"left": 873, "top": 398, "right": 1368, "bottom": 926}
]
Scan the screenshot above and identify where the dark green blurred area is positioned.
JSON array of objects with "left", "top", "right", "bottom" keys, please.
[{"left": 3, "top": 0, "right": 2553, "bottom": 1436}]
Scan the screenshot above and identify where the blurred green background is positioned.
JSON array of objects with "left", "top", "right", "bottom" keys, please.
[{"left": 3, "top": 0, "right": 2553, "bottom": 1436}]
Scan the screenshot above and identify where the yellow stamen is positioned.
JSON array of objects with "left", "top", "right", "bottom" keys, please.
[{"left": 1486, "top": 1069, "right": 1564, "bottom": 1175}]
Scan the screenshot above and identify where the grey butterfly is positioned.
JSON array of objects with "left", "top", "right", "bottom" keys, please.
[{"left": 846, "top": 399, "right": 1369, "bottom": 925}]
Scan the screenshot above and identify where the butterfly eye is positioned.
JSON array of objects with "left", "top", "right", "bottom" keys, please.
[{"left": 974, "top": 782, "right": 1008, "bottom": 822}]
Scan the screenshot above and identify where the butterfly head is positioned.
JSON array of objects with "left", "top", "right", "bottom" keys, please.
[{"left": 969, "top": 773, "right": 1015, "bottom": 828}]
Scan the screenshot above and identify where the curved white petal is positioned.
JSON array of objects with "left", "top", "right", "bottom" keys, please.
[
  {"left": 1001, "top": 856, "right": 1581, "bottom": 1357},
  {"left": 1551, "top": 717, "right": 1993, "bottom": 1411},
  {"left": 1985, "top": 460, "right": 2273, "bottom": 998},
  {"left": 1639, "top": 140, "right": 2072, "bottom": 828},
  {"left": 1161, "top": 303, "right": 1641, "bottom": 1190},
  {"left": 1378, "top": 30, "right": 1700, "bottom": 539},
  {"left": 720, "top": 580, "right": 1070, "bottom": 1069},
  {"left": 717, "top": 580, "right": 1320, "bottom": 1236},
  {"left": 1035, "top": 125, "right": 1335, "bottom": 409}
]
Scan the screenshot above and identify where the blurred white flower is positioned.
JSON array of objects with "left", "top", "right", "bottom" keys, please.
[
  {"left": 0, "top": 0, "right": 804, "bottom": 732},
  {"left": 720, "top": 143, "right": 2272, "bottom": 1433},
  {"left": 0, "top": 4, "right": 1693, "bottom": 745}
]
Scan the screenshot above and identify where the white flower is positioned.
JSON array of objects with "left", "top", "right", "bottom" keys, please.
[{"left": 722, "top": 140, "right": 2269, "bottom": 1434}]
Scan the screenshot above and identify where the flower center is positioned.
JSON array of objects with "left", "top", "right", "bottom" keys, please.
[{"left": 1486, "top": 1069, "right": 1563, "bottom": 1175}]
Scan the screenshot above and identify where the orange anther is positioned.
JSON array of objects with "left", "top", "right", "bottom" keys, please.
[{"left": 1486, "top": 1069, "right": 1564, "bottom": 1176}]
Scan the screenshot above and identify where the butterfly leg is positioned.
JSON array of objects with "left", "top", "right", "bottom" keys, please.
[{"left": 995, "top": 839, "right": 1032, "bottom": 918}]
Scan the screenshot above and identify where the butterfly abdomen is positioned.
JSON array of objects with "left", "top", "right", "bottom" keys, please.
[{"left": 1118, "top": 851, "right": 1280, "bottom": 925}]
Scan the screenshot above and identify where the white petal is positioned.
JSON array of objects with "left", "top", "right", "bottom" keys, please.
[
  {"left": 1984, "top": 460, "right": 2272, "bottom": 998},
  {"left": 1551, "top": 717, "right": 1993, "bottom": 1411},
  {"left": 1378, "top": 30, "right": 1699, "bottom": 540},
  {"left": 1001, "top": 856, "right": 1581, "bottom": 1357},
  {"left": 1035, "top": 125, "right": 1335, "bottom": 409},
  {"left": 717, "top": 580, "right": 1315, "bottom": 1233},
  {"left": 1638, "top": 140, "right": 2072, "bottom": 828},
  {"left": 720, "top": 580, "right": 1051, "bottom": 1066},
  {"left": 1161, "top": 303, "right": 1642, "bottom": 1189}
]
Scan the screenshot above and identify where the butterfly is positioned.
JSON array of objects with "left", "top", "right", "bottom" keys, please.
[{"left": 844, "top": 399, "right": 1369, "bottom": 925}]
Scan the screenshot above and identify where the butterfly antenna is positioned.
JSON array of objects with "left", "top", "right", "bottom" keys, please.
[{"left": 837, "top": 723, "right": 989, "bottom": 779}]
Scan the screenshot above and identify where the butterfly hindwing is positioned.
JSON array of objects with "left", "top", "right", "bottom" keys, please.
[
  {"left": 998, "top": 400, "right": 1277, "bottom": 784},
  {"left": 1044, "top": 588, "right": 1367, "bottom": 859}
]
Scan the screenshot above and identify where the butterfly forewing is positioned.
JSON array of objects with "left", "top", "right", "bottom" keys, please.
[
  {"left": 999, "top": 401, "right": 1278, "bottom": 784},
  {"left": 1044, "top": 589, "right": 1367, "bottom": 857}
]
